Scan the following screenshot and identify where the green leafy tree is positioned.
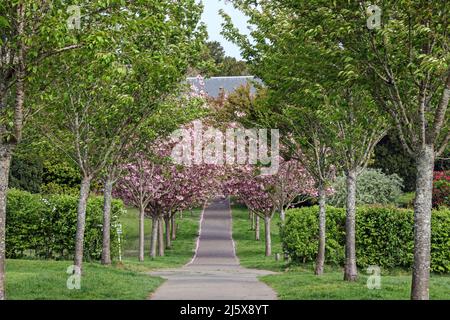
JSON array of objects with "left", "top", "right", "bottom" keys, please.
[
  {"left": 268, "top": 0, "right": 449, "bottom": 300},
  {"left": 221, "top": 1, "right": 388, "bottom": 281},
  {"left": 0, "top": 0, "right": 94, "bottom": 300},
  {"left": 38, "top": 1, "right": 206, "bottom": 273},
  {"left": 189, "top": 40, "right": 249, "bottom": 77}
]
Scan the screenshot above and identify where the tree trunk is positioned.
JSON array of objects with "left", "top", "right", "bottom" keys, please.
[
  {"left": 315, "top": 184, "right": 326, "bottom": 276},
  {"left": 280, "top": 208, "right": 285, "bottom": 222},
  {"left": 250, "top": 211, "right": 255, "bottom": 230},
  {"left": 411, "top": 144, "right": 434, "bottom": 300},
  {"left": 1, "top": 4, "right": 25, "bottom": 300},
  {"left": 74, "top": 175, "right": 92, "bottom": 275},
  {"left": 264, "top": 216, "right": 272, "bottom": 256},
  {"left": 138, "top": 205, "right": 145, "bottom": 262},
  {"left": 344, "top": 169, "right": 358, "bottom": 281},
  {"left": 150, "top": 216, "right": 158, "bottom": 258},
  {"left": 171, "top": 213, "right": 176, "bottom": 240},
  {"left": 158, "top": 216, "right": 164, "bottom": 256},
  {"left": 164, "top": 215, "right": 171, "bottom": 249},
  {"left": 0, "top": 149, "right": 12, "bottom": 300},
  {"left": 101, "top": 177, "right": 113, "bottom": 265},
  {"left": 255, "top": 214, "right": 260, "bottom": 241}
]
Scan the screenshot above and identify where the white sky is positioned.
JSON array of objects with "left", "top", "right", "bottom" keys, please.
[{"left": 200, "top": 0, "right": 250, "bottom": 59}]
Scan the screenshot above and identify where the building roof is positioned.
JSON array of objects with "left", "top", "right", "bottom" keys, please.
[{"left": 186, "top": 76, "right": 262, "bottom": 98}]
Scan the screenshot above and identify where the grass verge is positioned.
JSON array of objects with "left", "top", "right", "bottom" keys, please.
[
  {"left": 6, "top": 207, "right": 202, "bottom": 299},
  {"left": 231, "top": 204, "right": 450, "bottom": 300},
  {"left": 6, "top": 259, "right": 163, "bottom": 300}
]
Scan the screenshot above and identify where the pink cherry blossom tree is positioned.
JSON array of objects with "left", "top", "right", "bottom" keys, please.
[
  {"left": 224, "top": 158, "right": 317, "bottom": 256},
  {"left": 113, "top": 149, "right": 173, "bottom": 260}
]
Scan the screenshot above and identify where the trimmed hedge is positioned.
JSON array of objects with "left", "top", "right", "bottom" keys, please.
[
  {"left": 282, "top": 206, "right": 450, "bottom": 273},
  {"left": 6, "top": 189, "right": 125, "bottom": 260}
]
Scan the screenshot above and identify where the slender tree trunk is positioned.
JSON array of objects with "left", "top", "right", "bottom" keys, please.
[
  {"left": 138, "top": 205, "right": 145, "bottom": 262},
  {"left": 1, "top": 4, "right": 25, "bottom": 300},
  {"left": 164, "top": 214, "right": 171, "bottom": 249},
  {"left": 315, "top": 184, "right": 326, "bottom": 275},
  {"left": 344, "top": 169, "right": 358, "bottom": 281},
  {"left": 74, "top": 175, "right": 92, "bottom": 275},
  {"left": 0, "top": 149, "right": 12, "bottom": 300},
  {"left": 264, "top": 215, "right": 272, "bottom": 256},
  {"left": 171, "top": 213, "right": 176, "bottom": 240},
  {"left": 280, "top": 208, "right": 285, "bottom": 222},
  {"left": 101, "top": 177, "right": 113, "bottom": 265},
  {"left": 158, "top": 216, "right": 164, "bottom": 256},
  {"left": 255, "top": 214, "right": 260, "bottom": 241},
  {"left": 250, "top": 211, "right": 255, "bottom": 230},
  {"left": 150, "top": 215, "right": 158, "bottom": 258},
  {"left": 411, "top": 144, "right": 434, "bottom": 300}
]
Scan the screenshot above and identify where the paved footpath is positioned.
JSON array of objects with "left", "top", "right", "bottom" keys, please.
[{"left": 149, "top": 197, "right": 277, "bottom": 300}]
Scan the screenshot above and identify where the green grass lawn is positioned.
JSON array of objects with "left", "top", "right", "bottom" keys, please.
[
  {"left": 231, "top": 205, "right": 450, "bottom": 300},
  {"left": 231, "top": 205, "right": 285, "bottom": 272},
  {"left": 6, "top": 207, "right": 202, "bottom": 299},
  {"left": 121, "top": 207, "right": 202, "bottom": 271},
  {"left": 6, "top": 259, "right": 163, "bottom": 300}
]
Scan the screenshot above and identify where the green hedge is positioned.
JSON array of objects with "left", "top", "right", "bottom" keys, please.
[
  {"left": 6, "top": 189, "right": 125, "bottom": 260},
  {"left": 282, "top": 206, "right": 450, "bottom": 273}
]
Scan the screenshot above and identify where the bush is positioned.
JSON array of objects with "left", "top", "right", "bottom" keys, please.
[
  {"left": 282, "top": 206, "right": 450, "bottom": 273},
  {"left": 328, "top": 168, "right": 403, "bottom": 207},
  {"left": 371, "top": 134, "right": 416, "bottom": 192},
  {"left": 6, "top": 189, "right": 125, "bottom": 260},
  {"left": 41, "top": 159, "right": 81, "bottom": 195},
  {"left": 9, "top": 153, "right": 43, "bottom": 193},
  {"left": 433, "top": 171, "right": 450, "bottom": 208}
]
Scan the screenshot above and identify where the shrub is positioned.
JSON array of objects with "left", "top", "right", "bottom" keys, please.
[
  {"left": 282, "top": 206, "right": 450, "bottom": 273},
  {"left": 328, "top": 168, "right": 403, "bottom": 207},
  {"left": 6, "top": 189, "right": 125, "bottom": 260},
  {"left": 371, "top": 134, "right": 416, "bottom": 191},
  {"left": 9, "top": 153, "right": 43, "bottom": 193},
  {"left": 433, "top": 171, "right": 450, "bottom": 208},
  {"left": 41, "top": 159, "right": 81, "bottom": 195}
]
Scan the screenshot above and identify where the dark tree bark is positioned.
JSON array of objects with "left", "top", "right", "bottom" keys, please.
[
  {"left": 158, "top": 216, "right": 164, "bottom": 256},
  {"left": 74, "top": 175, "right": 92, "bottom": 274},
  {"left": 150, "top": 215, "right": 158, "bottom": 258},
  {"left": 411, "top": 144, "right": 434, "bottom": 300},
  {"left": 264, "top": 216, "right": 272, "bottom": 256},
  {"left": 315, "top": 184, "right": 326, "bottom": 276},
  {"left": 0, "top": 149, "right": 12, "bottom": 300},
  {"left": 101, "top": 177, "right": 113, "bottom": 265},
  {"left": 138, "top": 205, "right": 145, "bottom": 262},
  {"left": 164, "top": 214, "right": 171, "bottom": 249},
  {"left": 344, "top": 169, "right": 358, "bottom": 281}
]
